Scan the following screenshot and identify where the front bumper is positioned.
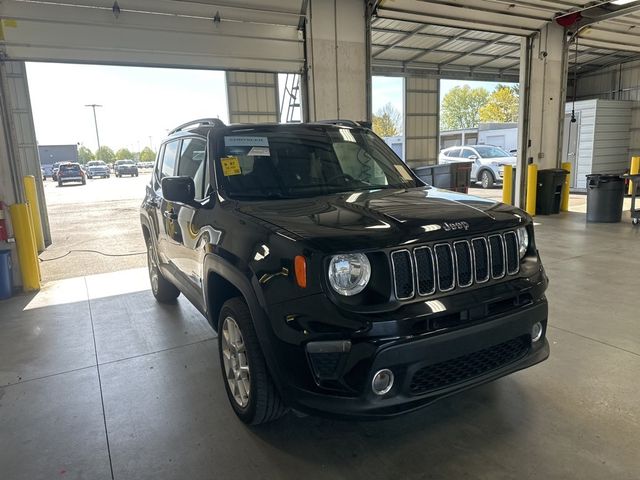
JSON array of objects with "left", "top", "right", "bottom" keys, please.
[
  {"left": 262, "top": 271, "right": 549, "bottom": 419},
  {"left": 286, "top": 300, "right": 548, "bottom": 419}
]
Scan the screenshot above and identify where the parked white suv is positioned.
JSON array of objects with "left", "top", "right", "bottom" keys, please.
[{"left": 438, "top": 145, "right": 516, "bottom": 188}]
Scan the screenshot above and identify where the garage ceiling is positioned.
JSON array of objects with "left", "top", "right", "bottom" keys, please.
[
  {"left": 0, "top": 0, "right": 306, "bottom": 72},
  {"left": 371, "top": 0, "right": 640, "bottom": 80}
]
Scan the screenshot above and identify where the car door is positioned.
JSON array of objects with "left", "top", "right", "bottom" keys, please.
[
  {"left": 166, "top": 136, "right": 212, "bottom": 300},
  {"left": 151, "top": 140, "right": 179, "bottom": 269}
]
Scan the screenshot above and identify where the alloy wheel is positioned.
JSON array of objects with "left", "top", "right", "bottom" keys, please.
[
  {"left": 221, "top": 316, "right": 251, "bottom": 408},
  {"left": 147, "top": 245, "right": 159, "bottom": 294}
]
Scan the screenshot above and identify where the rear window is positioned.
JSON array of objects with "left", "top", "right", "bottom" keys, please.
[{"left": 60, "top": 164, "right": 79, "bottom": 171}]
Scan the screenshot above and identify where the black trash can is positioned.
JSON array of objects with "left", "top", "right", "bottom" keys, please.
[
  {"left": 536, "top": 168, "right": 569, "bottom": 215},
  {"left": 586, "top": 173, "right": 624, "bottom": 223},
  {"left": 413, "top": 162, "right": 472, "bottom": 193}
]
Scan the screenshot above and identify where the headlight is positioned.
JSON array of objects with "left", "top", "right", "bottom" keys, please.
[
  {"left": 328, "top": 253, "right": 371, "bottom": 296},
  {"left": 517, "top": 227, "right": 529, "bottom": 259}
]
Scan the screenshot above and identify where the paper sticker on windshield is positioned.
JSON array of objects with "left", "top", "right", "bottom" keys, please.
[
  {"left": 221, "top": 156, "right": 241, "bottom": 176},
  {"left": 394, "top": 164, "right": 413, "bottom": 181},
  {"left": 247, "top": 146, "right": 270, "bottom": 156},
  {"left": 224, "top": 136, "right": 269, "bottom": 147}
]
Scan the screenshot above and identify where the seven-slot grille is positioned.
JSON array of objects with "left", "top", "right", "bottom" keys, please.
[{"left": 391, "top": 231, "right": 521, "bottom": 300}]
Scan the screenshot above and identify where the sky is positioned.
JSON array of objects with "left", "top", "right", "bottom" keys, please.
[
  {"left": 25, "top": 63, "right": 517, "bottom": 152},
  {"left": 26, "top": 63, "right": 229, "bottom": 153}
]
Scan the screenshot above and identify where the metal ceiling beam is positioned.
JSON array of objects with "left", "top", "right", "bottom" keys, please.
[
  {"left": 371, "top": 26, "right": 520, "bottom": 48},
  {"left": 373, "top": 24, "right": 429, "bottom": 56},
  {"left": 470, "top": 45, "right": 522, "bottom": 69},
  {"left": 399, "top": 31, "right": 469, "bottom": 64},
  {"left": 375, "top": 7, "right": 538, "bottom": 36},
  {"left": 436, "top": 34, "right": 510, "bottom": 67},
  {"left": 372, "top": 43, "right": 519, "bottom": 62}
]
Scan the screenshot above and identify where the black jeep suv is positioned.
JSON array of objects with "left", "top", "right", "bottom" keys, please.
[{"left": 140, "top": 119, "right": 549, "bottom": 425}]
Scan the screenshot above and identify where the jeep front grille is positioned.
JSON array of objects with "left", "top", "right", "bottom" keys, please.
[{"left": 391, "top": 231, "right": 520, "bottom": 300}]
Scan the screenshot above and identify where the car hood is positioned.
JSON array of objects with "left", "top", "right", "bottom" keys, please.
[{"left": 237, "top": 187, "right": 528, "bottom": 252}]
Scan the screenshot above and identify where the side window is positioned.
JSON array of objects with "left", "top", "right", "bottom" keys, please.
[
  {"left": 154, "top": 144, "right": 165, "bottom": 186},
  {"left": 161, "top": 141, "right": 179, "bottom": 178},
  {"left": 460, "top": 148, "right": 474, "bottom": 158},
  {"left": 447, "top": 148, "right": 461, "bottom": 157},
  {"left": 176, "top": 138, "right": 207, "bottom": 200}
]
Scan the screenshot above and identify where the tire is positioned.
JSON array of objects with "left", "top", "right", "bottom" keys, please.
[
  {"left": 107, "top": 175, "right": 110, "bottom": 178},
  {"left": 146, "top": 240, "right": 180, "bottom": 303},
  {"left": 87, "top": 175, "right": 92, "bottom": 180},
  {"left": 480, "top": 170, "right": 495, "bottom": 189},
  {"left": 218, "top": 297, "right": 287, "bottom": 425}
]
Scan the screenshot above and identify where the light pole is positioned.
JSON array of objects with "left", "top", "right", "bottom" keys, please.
[{"left": 85, "top": 104, "right": 102, "bottom": 157}]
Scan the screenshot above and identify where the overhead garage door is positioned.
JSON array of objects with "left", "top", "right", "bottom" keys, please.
[
  {"left": 0, "top": 0, "right": 305, "bottom": 73},
  {"left": 226, "top": 72, "right": 279, "bottom": 124},
  {"left": 404, "top": 77, "right": 439, "bottom": 167}
]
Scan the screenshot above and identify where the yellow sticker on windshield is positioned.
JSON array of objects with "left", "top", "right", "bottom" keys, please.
[
  {"left": 394, "top": 164, "right": 413, "bottom": 181},
  {"left": 221, "top": 156, "right": 241, "bottom": 176}
]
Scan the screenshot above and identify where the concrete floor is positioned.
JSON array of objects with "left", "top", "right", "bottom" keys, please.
[
  {"left": 40, "top": 172, "right": 152, "bottom": 282},
  {"left": 1, "top": 211, "right": 639, "bottom": 479}
]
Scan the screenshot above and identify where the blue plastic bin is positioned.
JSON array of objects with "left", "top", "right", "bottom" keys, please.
[{"left": 0, "top": 249, "right": 13, "bottom": 300}]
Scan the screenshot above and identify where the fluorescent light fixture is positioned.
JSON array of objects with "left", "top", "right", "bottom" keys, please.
[{"left": 611, "top": 0, "right": 637, "bottom": 5}]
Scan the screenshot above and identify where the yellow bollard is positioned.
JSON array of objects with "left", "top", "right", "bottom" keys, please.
[
  {"left": 561, "top": 162, "right": 571, "bottom": 212},
  {"left": 629, "top": 156, "right": 640, "bottom": 195},
  {"left": 8, "top": 203, "right": 41, "bottom": 291},
  {"left": 502, "top": 165, "right": 514, "bottom": 205},
  {"left": 525, "top": 164, "right": 538, "bottom": 217},
  {"left": 23, "top": 175, "right": 45, "bottom": 252}
]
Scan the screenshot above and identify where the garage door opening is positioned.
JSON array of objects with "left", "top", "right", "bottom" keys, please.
[{"left": 26, "top": 62, "right": 232, "bottom": 282}]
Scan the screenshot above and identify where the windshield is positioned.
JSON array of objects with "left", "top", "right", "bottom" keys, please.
[
  {"left": 88, "top": 161, "right": 105, "bottom": 167},
  {"left": 474, "top": 146, "right": 511, "bottom": 158},
  {"left": 215, "top": 127, "right": 419, "bottom": 199},
  {"left": 119, "top": 160, "right": 134, "bottom": 165}
]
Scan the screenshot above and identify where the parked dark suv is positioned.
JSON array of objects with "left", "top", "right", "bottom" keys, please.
[
  {"left": 140, "top": 119, "right": 549, "bottom": 425},
  {"left": 115, "top": 159, "right": 139, "bottom": 177}
]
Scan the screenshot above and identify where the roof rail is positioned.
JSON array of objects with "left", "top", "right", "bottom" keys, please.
[
  {"left": 168, "top": 118, "right": 226, "bottom": 135},
  {"left": 313, "top": 119, "right": 372, "bottom": 129}
]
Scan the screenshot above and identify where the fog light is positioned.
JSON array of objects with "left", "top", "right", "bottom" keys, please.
[
  {"left": 531, "top": 322, "right": 543, "bottom": 342},
  {"left": 371, "top": 369, "right": 394, "bottom": 395}
]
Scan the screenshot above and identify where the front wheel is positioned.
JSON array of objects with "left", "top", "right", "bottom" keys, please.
[
  {"left": 480, "top": 170, "right": 495, "bottom": 189},
  {"left": 218, "top": 298, "right": 287, "bottom": 425},
  {"left": 146, "top": 240, "right": 180, "bottom": 303}
]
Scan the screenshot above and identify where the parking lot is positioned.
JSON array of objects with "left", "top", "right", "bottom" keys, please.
[{"left": 40, "top": 170, "right": 152, "bottom": 281}]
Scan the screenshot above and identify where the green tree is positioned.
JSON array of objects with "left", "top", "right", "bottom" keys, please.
[
  {"left": 440, "top": 85, "right": 489, "bottom": 130},
  {"left": 115, "top": 148, "right": 133, "bottom": 160},
  {"left": 78, "top": 145, "right": 94, "bottom": 164},
  {"left": 139, "top": 146, "right": 156, "bottom": 162},
  {"left": 478, "top": 85, "right": 519, "bottom": 123},
  {"left": 372, "top": 102, "right": 402, "bottom": 137},
  {"left": 95, "top": 146, "right": 115, "bottom": 162}
]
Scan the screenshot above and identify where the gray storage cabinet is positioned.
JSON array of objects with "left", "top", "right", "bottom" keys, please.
[{"left": 562, "top": 99, "right": 633, "bottom": 190}]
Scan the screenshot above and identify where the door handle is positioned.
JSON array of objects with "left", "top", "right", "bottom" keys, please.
[{"left": 163, "top": 210, "right": 177, "bottom": 221}]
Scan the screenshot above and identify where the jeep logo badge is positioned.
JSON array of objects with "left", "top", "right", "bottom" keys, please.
[{"left": 442, "top": 221, "right": 470, "bottom": 231}]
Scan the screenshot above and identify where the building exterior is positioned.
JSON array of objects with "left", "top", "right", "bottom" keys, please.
[
  {"left": 38, "top": 144, "right": 79, "bottom": 176},
  {"left": 440, "top": 123, "right": 518, "bottom": 153},
  {"left": 383, "top": 135, "right": 404, "bottom": 160}
]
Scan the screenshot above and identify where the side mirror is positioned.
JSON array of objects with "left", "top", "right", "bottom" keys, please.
[
  {"left": 161, "top": 176, "right": 196, "bottom": 205},
  {"left": 468, "top": 155, "right": 478, "bottom": 160}
]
